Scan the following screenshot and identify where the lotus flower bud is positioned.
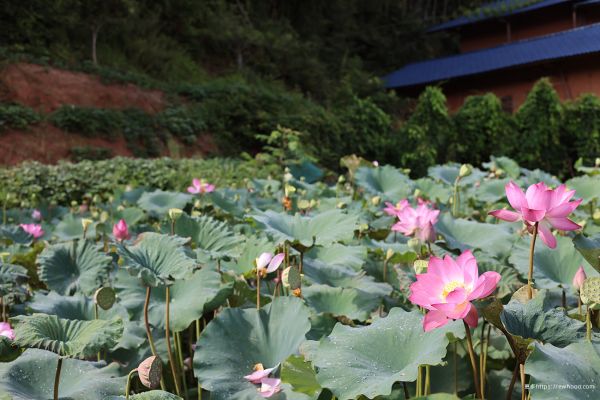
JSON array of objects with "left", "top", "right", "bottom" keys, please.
[
  {"left": 459, "top": 164, "right": 473, "bottom": 178},
  {"left": 407, "top": 238, "right": 421, "bottom": 253},
  {"left": 31, "top": 209, "right": 42, "bottom": 221},
  {"left": 596, "top": 158, "right": 600, "bottom": 167},
  {"left": 168, "top": 208, "right": 184, "bottom": 221},
  {"left": 112, "top": 219, "right": 130, "bottom": 241},
  {"left": 371, "top": 196, "right": 381, "bottom": 206},
  {"left": 337, "top": 175, "right": 346, "bottom": 184},
  {"left": 413, "top": 189, "right": 422, "bottom": 199},
  {"left": 385, "top": 248, "right": 394, "bottom": 261},
  {"left": 137, "top": 356, "right": 162, "bottom": 389},
  {"left": 573, "top": 266, "right": 587, "bottom": 291}
]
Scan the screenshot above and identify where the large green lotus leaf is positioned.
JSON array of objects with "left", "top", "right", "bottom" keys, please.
[
  {"left": 106, "top": 391, "right": 182, "bottom": 399},
  {"left": 117, "top": 232, "right": 195, "bottom": 287},
  {"left": 12, "top": 313, "right": 123, "bottom": 358},
  {"left": 223, "top": 235, "right": 274, "bottom": 275},
  {"left": 37, "top": 239, "right": 112, "bottom": 295},
  {"left": 280, "top": 355, "right": 321, "bottom": 398},
  {"left": 566, "top": 175, "right": 600, "bottom": 204},
  {"left": 115, "top": 267, "right": 232, "bottom": 332},
  {"left": 475, "top": 254, "right": 523, "bottom": 299},
  {"left": 163, "top": 213, "right": 240, "bottom": 262},
  {"left": 436, "top": 214, "right": 515, "bottom": 258},
  {"left": 573, "top": 233, "right": 600, "bottom": 273},
  {"left": 252, "top": 209, "right": 358, "bottom": 248},
  {"left": 137, "top": 190, "right": 192, "bottom": 216},
  {"left": 500, "top": 290, "right": 588, "bottom": 347},
  {"left": 0, "top": 348, "right": 125, "bottom": 400},
  {"left": 0, "top": 336, "right": 19, "bottom": 362},
  {"left": 0, "top": 225, "right": 33, "bottom": 245},
  {"left": 193, "top": 297, "right": 311, "bottom": 400},
  {"left": 305, "top": 244, "right": 367, "bottom": 271},
  {"left": 482, "top": 156, "right": 521, "bottom": 179},
  {"left": 53, "top": 214, "right": 97, "bottom": 241},
  {"left": 525, "top": 341, "right": 600, "bottom": 399},
  {"left": 468, "top": 178, "right": 510, "bottom": 204},
  {"left": 0, "top": 262, "right": 28, "bottom": 296},
  {"left": 354, "top": 165, "right": 412, "bottom": 200},
  {"left": 302, "top": 260, "right": 391, "bottom": 298},
  {"left": 509, "top": 236, "right": 598, "bottom": 289},
  {"left": 519, "top": 168, "right": 560, "bottom": 188},
  {"left": 114, "top": 207, "right": 146, "bottom": 226},
  {"left": 207, "top": 190, "right": 248, "bottom": 219},
  {"left": 303, "top": 284, "right": 381, "bottom": 321},
  {"left": 27, "top": 291, "right": 129, "bottom": 321},
  {"left": 413, "top": 178, "right": 452, "bottom": 203},
  {"left": 427, "top": 164, "right": 485, "bottom": 186},
  {"left": 312, "top": 308, "right": 464, "bottom": 400}
]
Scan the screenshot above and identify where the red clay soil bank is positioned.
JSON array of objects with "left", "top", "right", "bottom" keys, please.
[
  {"left": 0, "top": 124, "right": 133, "bottom": 165},
  {"left": 0, "top": 63, "right": 165, "bottom": 113}
]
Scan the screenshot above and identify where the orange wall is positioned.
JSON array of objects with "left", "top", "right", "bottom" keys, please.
[{"left": 443, "top": 54, "right": 600, "bottom": 112}]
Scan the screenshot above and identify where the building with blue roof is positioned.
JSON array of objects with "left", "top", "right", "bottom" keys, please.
[{"left": 384, "top": 0, "right": 600, "bottom": 111}]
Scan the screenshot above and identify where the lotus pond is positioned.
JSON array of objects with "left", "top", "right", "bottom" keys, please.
[{"left": 1, "top": 157, "right": 600, "bottom": 400}]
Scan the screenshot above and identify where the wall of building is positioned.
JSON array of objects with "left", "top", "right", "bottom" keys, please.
[{"left": 442, "top": 54, "right": 600, "bottom": 112}]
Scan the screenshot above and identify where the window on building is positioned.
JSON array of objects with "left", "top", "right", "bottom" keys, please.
[{"left": 501, "top": 95, "right": 513, "bottom": 113}]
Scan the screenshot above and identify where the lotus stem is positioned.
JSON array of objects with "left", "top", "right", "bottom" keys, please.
[
  {"left": 95, "top": 303, "right": 101, "bottom": 362},
  {"left": 382, "top": 259, "right": 388, "bottom": 283},
  {"left": 527, "top": 222, "right": 539, "bottom": 300},
  {"left": 424, "top": 365, "right": 430, "bottom": 395},
  {"left": 506, "top": 363, "right": 519, "bottom": 400},
  {"left": 256, "top": 270, "right": 261, "bottom": 309},
  {"left": 144, "top": 286, "right": 165, "bottom": 390},
  {"left": 482, "top": 324, "right": 491, "bottom": 397},
  {"left": 587, "top": 305, "right": 592, "bottom": 342},
  {"left": 480, "top": 322, "right": 485, "bottom": 397},
  {"left": 165, "top": 286, "right": 182, "bottom": 396},
  {"left": 578, "top": 295, "right": 583, "bottom": 316},
  {"left": 175, "top": 331, "right": 188, "bottom": 400},
  {"left": 195, "top": 319, "right": 202, "bottom": 400},
  {"left": 520, "top": 363, "right": 526, "bottom": 400},
  {"left": 463, "top": 321, "right": 482, "bottom": 399},
  {"left": 453, "top": 341, "right": 458, "bottom": 395},
  {"left": 125, "top": 369, "right": 137, "bottom": 400},
  {"left": 452, "top": 177, "right": 461, "bottom": 217},
  {"left": 53, "top": 357, "right": 63, "bottom": 400},
  {"left": 402, "top": 382, "right": 409, "bottom": 400},
  {"left": 416, "top": 365, "right": 422, "bottom": 396}
]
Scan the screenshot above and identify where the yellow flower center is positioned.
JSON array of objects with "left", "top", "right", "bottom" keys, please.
[{"left": 442, "top": 281, "right": 464, "bottom": 299}]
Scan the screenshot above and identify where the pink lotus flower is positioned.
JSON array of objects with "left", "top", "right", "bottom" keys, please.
[
  {"left": 573, "top": 266, "right": 587, "bottom": 291},
  {"left": 489, "top": 181, "right": 581, "bottom": 248},
  {"left": 258, "top": 378, "right": 282, "bottom": 398},
  {"left": 408, "top": 251, "right": 501, "bottom": 331},
  {"left": 31, "top": 209, "right": 42, "bottom": 221},
  {"left": 244, "top": 367, "right": 275, "bottom": 384},
  {"left": 391, "top": 200, "right": 440, "bottom": 242},
  {"left": 20, "top": 223, "right": 44, "bottom": 239},
  {"left": 256, "top": 252, "right": 285, "bottom": 274},
  {"left": 112, "top": 219, "right": 130, "bottom": 241},
  {"left": 383, "top": 200, "right": 409, "bottom": 217},
  {"left": 187, "top": 178, "right": 215, "bottom": 194},
  {"left": 0, "top": 322, "right": 15, "bottom": 340}
]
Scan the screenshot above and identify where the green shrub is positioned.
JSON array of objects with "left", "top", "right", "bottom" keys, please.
[
  {"left": 0, "top": 103, "right": 41, "bottom": 130},
  {"left": 156, "top": 107, "right": 205, "bottom": 145},
  {"left": 515, "top": 78, "right": 564, "bottom": 174},
  {"left": 398, "top": 87, "right": 454, "bottom": 176},
  {"left": 0, "top": 157, "right": 273, "bottom": 208},
  {"left": 49, "top": 105, "right": 123, "bottom": 138},
  {"left": 562, "top": 94, "right": 600, "bottom": 167},
  {"left": 69, "top": 146, "right": 113, "bottom": 162},
  {"left": 453, "top": 93, "right": 517, "bottom": 165}
]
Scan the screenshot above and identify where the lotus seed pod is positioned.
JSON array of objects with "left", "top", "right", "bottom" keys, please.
[
  {"left": 297, "top": 199, "right": 310, "bottom": 210},
  {"left": 371, "top": 196, "right": 381, "bottom": 206},
  {"left": 459, "top": 164, "right": 473, "bottom": 178},
  {"left": 138, "top": 356, "right": 162, "bottom": 389},
  {"left": 81, "top": 218, "right": 93, "bottom": 231},
  {"left": 168, "top": 208, "right": 184, "bottom": 221},
  {"left": 292, "top": 288, "right": 302, "bottom": 297},
  {"left": 94, "top": 287, "right": 116, "bottom": 310},
  {"left": 581, "top": 277, "right": 600, "bottom": 306},
  {"left": 407, "top": 238, "right": 421, "bottom": 253},
  {"left": 413, "top": 260, "right": 428, "bottom": 275}
]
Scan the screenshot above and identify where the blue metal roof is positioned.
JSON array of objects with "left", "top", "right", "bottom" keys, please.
[
  {"left": 384, "top": 23, "right": 600, "bottom": 89},
  {"left": 429, "top": 0, "right": 574, "bottom": 32}
]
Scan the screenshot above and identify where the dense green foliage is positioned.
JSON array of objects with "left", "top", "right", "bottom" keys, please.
[
  {"left": 0, "top": 157, "right": 275, "bottom": 208},
  {"left": 0, "top": 103, "right": 41, "bottom": 131}
]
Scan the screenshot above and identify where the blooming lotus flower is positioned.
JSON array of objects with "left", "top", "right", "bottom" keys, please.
[
  {"left": 409, "top": 251, "right": 501, "bottom": 331},
  {"left": 31, "top": 209, "right": 42, "bottom": 221},
  {"left": 258, "top": 378, "right": 282, "bottom": 398},
  {"left": 20, "top": 223, "right": 44, "bottom": 239},
  {"left": 256, "top": 252, "right": 285, "bottom": 275},
  {"left": 489, "top": 181, "right": 581, "bottom": 248},
  {"left": 573, "top": 266, "right": 587, "bottom": 291},
  {"left": 383, "top": 199, "right": 409, "bottom": 217},
  {"left": 0, "top": 322, "right": 15, "bottom": 340},
  {"left": 244, "top": 365, "right": 275, "bottom": 384},
  {"left": 392, "top": 200, "right": 440, "bottom": 242},
  {"left": 112, "top": 219, "right": 130, "bottom": 241},
  {"left": 187, "top": 178, "right": 215, "bottom": 194}
]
